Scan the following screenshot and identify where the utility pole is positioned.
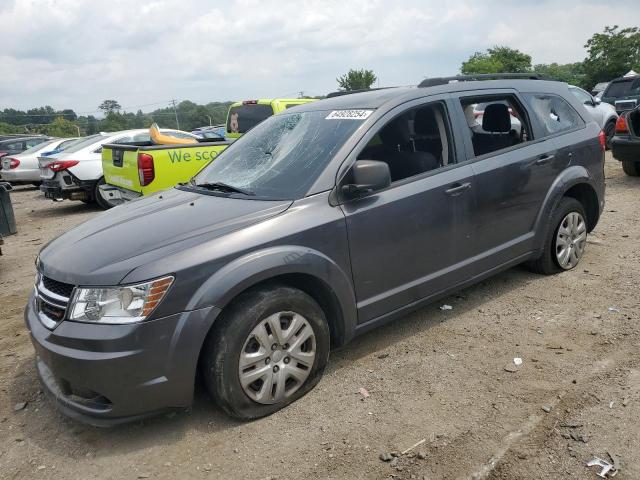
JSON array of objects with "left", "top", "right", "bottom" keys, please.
[
  {"left": 298, "top": 91, "right": 304, "bottom": 99},
  {"left": 206, "top": 115, "right": 212, "bottom": 126},
  {"left": 74, "top": 125, "right": 81, "bottom": 137},
  {"left": 171, "top": 99, "right": 180, "bottom": 129}
]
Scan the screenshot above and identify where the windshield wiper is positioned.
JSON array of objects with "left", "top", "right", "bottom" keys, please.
[{"left": 191, "top": 180, "right": 254, "bottom": 196}]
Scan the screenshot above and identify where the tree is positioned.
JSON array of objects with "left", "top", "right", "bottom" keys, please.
[
  {"left": 534, "top": 62, "right": 586, "bottom": 88},
  {"left": 583, "top": 26, "right": 640, "bottom": 88},
  {"left": 461, "top": 46, "right": 532, "bottom": 74},
  {"left": 98, "top": 99, "right": 122, "bottom": 114},
  {"left": 44, "top": 117, "right": 79, "bottom": 137},
  {"left": 336, "top": 69, "right": 377, "bottom": 91},
  {"left": 99, "top": 112, "right": 128, "bottom": 132}
]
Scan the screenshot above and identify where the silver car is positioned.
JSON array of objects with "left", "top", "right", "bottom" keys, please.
[{"left": 569, "top": 85, "right": 618, "bottom": 148}]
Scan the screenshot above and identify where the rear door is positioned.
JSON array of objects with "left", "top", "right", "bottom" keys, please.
[{"left": 452, "top": 90, "right": 562, "bottom": 271}]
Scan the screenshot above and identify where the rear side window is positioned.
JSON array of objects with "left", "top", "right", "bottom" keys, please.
[
  {"left": 524, "top": 94, "right": 584, "bottom": 136},
  {"left": 227, "top": 104, "right": 274, "bottom": 134},
  {"left": 26, "top": 138, "right": 46, "bottom": 147},
  {"left": 459, "top": 95, "right": 532, "bottom": 158}
]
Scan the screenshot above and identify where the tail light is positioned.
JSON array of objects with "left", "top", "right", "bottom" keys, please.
[
  {"left": 138, "top": 153, "right": 155, "bottom": 186},
  {"left": 242, "top": 100, "right": 258, "bottom": 105},
  {"left": 598, "top": 130, "right": 606, "bottom": 152},
  {"left": 48, "top": 160, "right": 79, "bottom": 172},
  {"left": 6, "top": 158, "right": 20, "bottom": 169},
  {"left": 615, "top": 115, "right": 628, "bottom": 134}
]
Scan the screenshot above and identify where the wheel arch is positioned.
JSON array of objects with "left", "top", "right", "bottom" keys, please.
[
  {"left": 534, "top": 167, "right": 601, "bottom": 251},
  {"left": 188, "top": 246, "right": 358, "bottom": 348}
]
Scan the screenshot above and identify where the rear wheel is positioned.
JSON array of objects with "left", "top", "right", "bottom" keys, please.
[
  {"left": 622, "top": 160, "right": 640, "bottom": 177},
  {"left": 93, "top": 177, "right": 120, "bottom": 209},
  {"left": 604, "top": 120, "right": 616, "bottom": 150},
  {"left": 528, "top": 197, "right": 587, "bottom": 275},
  {"left": 201, "top": 284, "right": 330, "bottom": 420}
]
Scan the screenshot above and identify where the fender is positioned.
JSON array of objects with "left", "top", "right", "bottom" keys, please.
[
  {"left": 532, "top": 165, "right": 597, "bottom": 251},
  {"left": 185, "top": 245, "right": 358, "bottom": 345}
]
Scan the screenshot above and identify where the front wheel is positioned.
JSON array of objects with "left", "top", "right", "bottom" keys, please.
[
  {"left": 201, "top": 284, "right": 330, "bottom": 420},
  {"left": 527, "top": 197, "right": 587, "bottom": 275},
  {"left": 622, "top": 160, "right": 640, "bottom": 177}
]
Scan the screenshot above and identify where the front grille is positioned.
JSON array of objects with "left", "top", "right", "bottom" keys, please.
[
  {"left": 42, "top": 276, "right": 74, "bottom": 298},
  {"left": 36, "top": 273, "right": 74, "bottom": 329}
]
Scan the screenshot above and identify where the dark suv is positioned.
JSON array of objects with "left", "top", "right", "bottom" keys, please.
[
  {"left": 601, "top": 74, "right": 640, "bottom": 114},
  {"left": 26, "top": 75, "right": 605, "bottom": 425}
]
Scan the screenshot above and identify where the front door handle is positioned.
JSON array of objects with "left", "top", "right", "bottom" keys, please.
[
  {"left": 445, "top": 182, "right": 471, "bottom": 196},
  {"left": 535, "top": 153, "right": 555, "bottom": 166}
]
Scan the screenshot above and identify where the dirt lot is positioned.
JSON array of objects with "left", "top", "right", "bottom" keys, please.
[{"left": 1, "top": 153, "right": 639, "bottom": 480}]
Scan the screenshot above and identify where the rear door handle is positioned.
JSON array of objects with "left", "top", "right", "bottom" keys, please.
[
  {"left": 445, "top": 182, "right": 471, "bottom": 196},
  {"left": 535, "top": 153, "right": 555, "bottom": 165}
]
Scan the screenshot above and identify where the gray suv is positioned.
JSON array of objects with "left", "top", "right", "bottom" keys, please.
[{"left": 26, "top": 75, "right": 605, "bottom": 425}]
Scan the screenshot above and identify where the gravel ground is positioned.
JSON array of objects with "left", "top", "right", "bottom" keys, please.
[{"left": 1, "top": 153, "right": 639, "bottom": 480}]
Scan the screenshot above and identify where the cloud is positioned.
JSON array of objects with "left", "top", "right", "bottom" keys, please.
[{"left": 0, "top": 0, "right": 638, "bottom": 113}]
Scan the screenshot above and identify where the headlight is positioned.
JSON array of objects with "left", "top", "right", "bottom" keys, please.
[{"left": 68, "top": 276, "right": 174, "bottom": 324}]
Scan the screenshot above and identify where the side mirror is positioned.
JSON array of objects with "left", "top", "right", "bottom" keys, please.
[
  {"left": 594, "top": 97, "right": 602, "bottom": 105},
  {"left": 342, "top": 160, "right": 391, "bottom": 197}
]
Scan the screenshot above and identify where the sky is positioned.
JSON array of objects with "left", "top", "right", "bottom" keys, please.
[{"left": 1, "top": 0, "right": 639, "bottom": 115}]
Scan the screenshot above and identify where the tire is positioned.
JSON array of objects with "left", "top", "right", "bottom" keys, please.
[
  {"left": 527, "top": 197, "right": 587, "bottom": 275},
  {"left": 201, "top": 284, "right": 330, "bottom": 420},
  {"left": 93, "top": 177, "right": 117, "bottom": 209},
  {"left": 622, "top": 160, "right": 640, "bottom": 177},
  {"left": 604, "top": 120, "right": 616, "bottom": 150}
]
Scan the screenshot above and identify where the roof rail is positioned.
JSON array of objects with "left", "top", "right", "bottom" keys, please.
[
  {"left": 418, "top": 73, "right": 550, "bottom": 88},
  {"left": 326, "top": 87, "right": 394, "bottom": 98}
]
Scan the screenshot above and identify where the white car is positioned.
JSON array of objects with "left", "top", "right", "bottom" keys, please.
[
  {"left": 568, "top": 85, "right": 618, "bottom": 148},
  {"left": 39, "top": 129, "right": 200, "bottom": 209},
  {"left": 0, "top": 138, "right": 78, "bottom": 185}
]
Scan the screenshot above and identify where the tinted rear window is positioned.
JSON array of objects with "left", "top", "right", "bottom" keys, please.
[
  {"left": 604, "top": 79, "right": 640, "bottom": 98},
  {"left": 227, "top": 104, "right": 274, "bottom": 134}
]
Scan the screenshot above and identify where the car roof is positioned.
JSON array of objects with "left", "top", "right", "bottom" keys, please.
[
  {"left": 297, "top": 79, "right": 570, "bottom": 113},
  {"left": 0, "top": 136, "right": 49, "bottom": 143}
]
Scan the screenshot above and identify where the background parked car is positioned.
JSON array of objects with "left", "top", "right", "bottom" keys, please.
[
  {"left": 0, "top": 138, "right": 79, "bottom": 185},
  {"left": 569, "top": 85, "right": 618, "bottom": 148},
  {"left": 591, "top": 81, "right": 609, "bottom": 96},
  {"left": 39, "top": 128, "right": 203, "bottom": 209},
  {"left": 611, "top": 105, "right": 640, "bottom": 176},
  {"left": 0, "top": 136, "right": 51, "bottom": 161},
  {"left": 601, "top": 71, "right": 640, "bottom": 114}
]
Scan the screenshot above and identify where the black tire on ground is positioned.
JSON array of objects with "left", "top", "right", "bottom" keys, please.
[
  {"left": 604, "top": 120, "right": 616, "bottom": 150},
  {"left": 527, "top": 197, "right": 587, "bottom": 275},
  {"left": 31, "top": 182, "right": 41, "bottom": 187},
  {"left": 93, "top": 177, "right": 115, "bottom": 209},
  {"left": 201, "top": 284, "right": 330, "bottom": 420},
  {"left": 622, "top": 160, "right": 640, "bottom": 177}
]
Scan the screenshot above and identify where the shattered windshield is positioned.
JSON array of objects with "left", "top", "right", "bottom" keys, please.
[{"left": 192, "top": 110, "right": 369, "bottom": 199}]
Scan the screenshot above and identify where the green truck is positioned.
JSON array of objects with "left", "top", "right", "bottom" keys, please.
[{"left": 101, "top": 98, "right": 316, "bottom": 207}]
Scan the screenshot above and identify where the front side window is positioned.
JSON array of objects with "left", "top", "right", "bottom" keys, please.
[
  {"left": 524, "top": 93, "right": 584, "bottom": 136},
  {"left": 459, "top": 95, "right": 531, "bottom": 157},
  {"left": 356, "top": 102, "right": 453, "bottom": 183},
  {"left": 193, "top": 110, "right": 368, "bottom": 199}
]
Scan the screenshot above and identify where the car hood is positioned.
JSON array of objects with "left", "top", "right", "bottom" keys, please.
[{"left": 39, "top": 187, "right": 292, "bottom": 286}]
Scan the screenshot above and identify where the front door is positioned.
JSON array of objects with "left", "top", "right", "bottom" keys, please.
[{"left": 339, "top": 99, "right": 475, "bottom": 323}]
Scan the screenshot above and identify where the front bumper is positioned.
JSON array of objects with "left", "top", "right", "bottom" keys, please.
[
  {"left": 25, "top": 291, "right": 220, "bottom": 426},
  {"left": 40, "top": 173, "right": 94, "bottom": 201},
  {"left": 611, "top": 136, "right": 640, "bottom": 163}
]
